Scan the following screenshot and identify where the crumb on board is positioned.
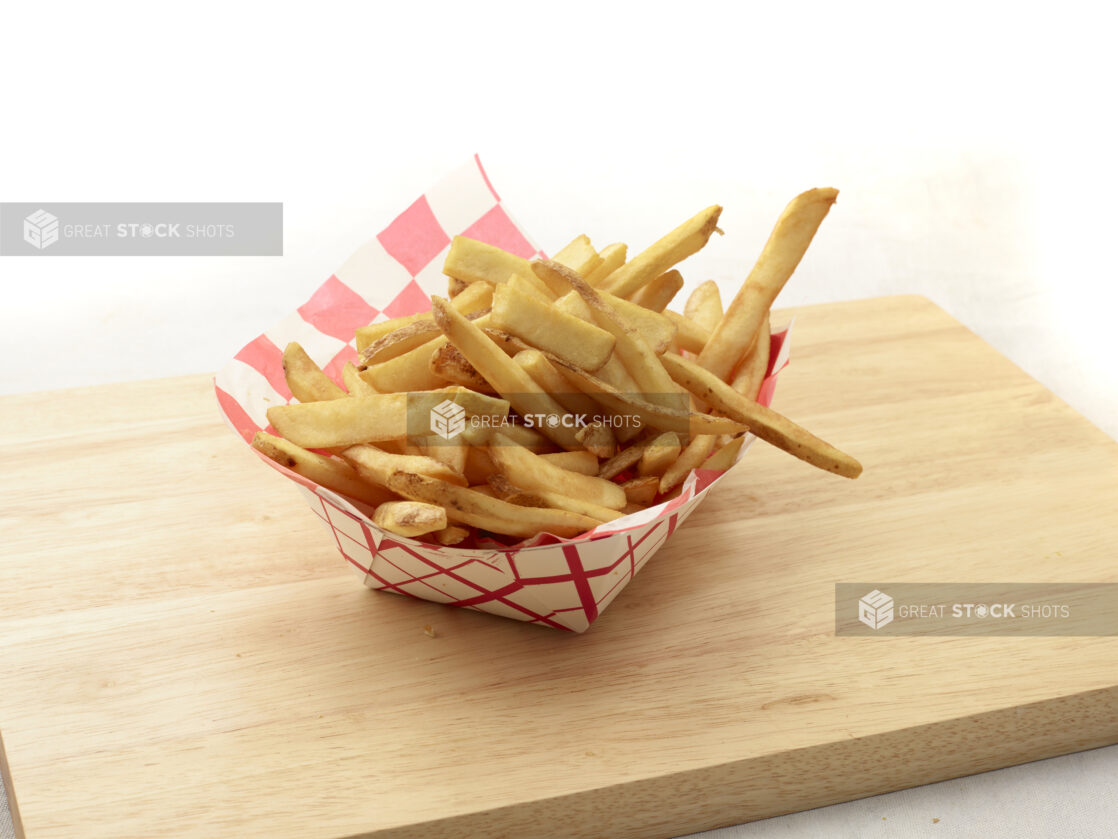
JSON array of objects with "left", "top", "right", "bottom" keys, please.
[
  {"left": 424, "top": 624, "right": 436, "bottom": 638},
  {"left": 933, "top": 817, "right": 940, "bottom": 824}
]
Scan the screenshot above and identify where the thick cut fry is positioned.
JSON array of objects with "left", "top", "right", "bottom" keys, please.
[
  {"left": 342, "top": 361, "right": 378, "bottom": 396},
  {"left": 660, "top": 351, "right": 862, "bottom": 478},
  {"left": 342, "top": 444, "right": 468, "bottom": 487},
  {"left": 702, "top": 435, "right": 745, "bottom": 472},
  {"left": 548, "top": 353, "right": 748, "bottom": 436},
  {"left": 730, "top": 316, "right": 771, "bottom": 400},
  {"left": 459, "top": 420, "right": 554, "bottom": 453},
  {"left": 554, "top": 289, "right": 676, "bottom": 354},
  {"left": 684, "top": 280, "right": 723, "bottom": 333},
  {"left": 539, "top": 450, "right": 599, "bottom": 476},
  {"left": 447, "top": 275, "right": 469, "bottom": 298},
  {"left": 629, "top": 269, "right": 684, "bottom": 312},
  {"left": 490, "top": 281, "right": 615, "bottom": 371},
  {"left": 506, "top": 271, "right": 556, "bottom": 301},
  {"left": 513, "top": 350, "right": 605, "bottom": 418},
  {"left": 360, "top": 337, "right": 449, "bottom": 392},
  {"left": 481, "top": 328, "right": 534, "bottom": 357},
  {"left": 575, "top": 420, "right": 615, "bottom": 459},
  {"left": 698, "top": 188, "right": 837, "bottom": 379},
  {"left": 430, "top": 525, "right": 469, "bottom": 545},
  {"left": 360, "top": 318, "right": 442, "bottom": 366},
  {"left": 599, "top": 441, "right": 648, "bottom": 480},
  {"left": 491, "top": 473, "right": 623, "bottom": 522},
  {"left": 664, "top": 311, "right": 711, "bottom": 354},
  {"left": 659, "top": 433, "right": 717, "bottom": 493},
  {"left": 429, "top": 343, "right": 496, "bottom": 392},
  {"left": 487, "top": 432, "right": 627, "bottom": 509},
  {"left": 621, "top": 476, "right": 660, "bottom": 506},
  {"left": 251, "top": 432, "right": 396, "bottom": 507},
  {"left": 355, "top": 313, "right": 427, "bottom": 352},
  {"left": 585, "top": 242, "right": 627, "bottom": 286},
  {"left": 443, "top": 236, "right": 533, "bottom": 286},
  {"left": 552, "top": 234, "right": 602, "bottom": 279},
  {"left": 599, "top": 206, "right": 722, "bottom": 297},
  {"left": 408, "top": 435, "right": 469, "bottom": 476},
  {"left": 268, "top": 393, "right": 409, "bottom": 448},
  {"left": 373, "top": 501, "right": 447, "bottom": 537},
  {"left": 387, "top": 471, "right": 601, "bottom": 539},
  {"left": 638, "top": 432, "right": 682, "bottom": 477},
  {"left": 431, "top": 296, "right": 582, "bottom": 450},
  {"left": 449, "top": 278, "right": 494, "bottom": 314},
  {"left": 534, "top": 260, "right": 681, "bottom": 406},
  {"left": 282, "top": 342, "right": 346, "bottom": 403},
  {"left": 464, "top": 446, "right": 498, "bottom": 484}
]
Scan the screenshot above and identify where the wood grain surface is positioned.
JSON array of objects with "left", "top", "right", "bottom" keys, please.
[{"left": 2, "top": 295, "right": 1117, "bottom": 839}]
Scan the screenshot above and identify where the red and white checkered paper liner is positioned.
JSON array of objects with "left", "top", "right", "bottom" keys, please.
[{"left": 216, "top": 156, "right": 790, "bottom": 632}]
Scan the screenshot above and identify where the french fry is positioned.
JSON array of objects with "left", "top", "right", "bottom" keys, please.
[
  {"left": 554, "top": 289, "right": 676, "bottom": 354},
  {"left": 659, "top": 433, "right": 717, "bottom": 493},
  {"left": 486, "top": 473, "right": 549, "bottom": 507},
  {"left": 698, "top": 188, "right": 837, "bottom": 379},
  {"left": 251, "top": 432, "right": 396, "bottom": 507},
  {"left": 282, "top": 342, "right": 346, "bottom": 403},
  {"left": 459, "top": 420, "right": 554, "bottom": 453},
  {"left": 487, "top": 431, "right": 627, "bottom": 509},
  {"left": 355, "top": 313, "right": 427, "bottom": 352},
  {"left": 547, "top": 354, "right": 748, "bottom": 436},
  {"left": 490, "top": 472, "right": 624, "bottom": 522},
  {"left": 409, "top": 435, "right": 469, "bottom": 476},
  {"left": 552, "top": 234, "right": 602, "bottom": 279},
  {"left": 638, "top": 431, "right": 682, "bottom": 477},
  {"left": 431, "top": 296, "right": 583, "bottom": 450},
  {"left": 430, "top": 525, "right": 470, "bottom": 546},
  {"left": 481, "top": 327, "right": 535, "bottom": 357},
  {"left": 449, "top": 278, "right": 494, "bottom": 314},
  {"left": 360, "top": 336, "right": 449, "bottom": 392},
  {"left": 513, "top": 349, "right": 606, "bottom": 418},
  {"left": 663, "top": 311, "right": 711, "bottom": 354},
  {"left": 429, "top": 342, "right": 496, "bottom": 392},
  {"left": 387, "top": 471, "right": 602, "bottom": 539},
  {"left": 684, "top": 280, "right": 723, "bottom": 333},
  {"left": 599, "top": 205, "right": 722, "bottom": 297},
  {"left": 621, "top": 476, "right": 660, "bottom": 506},
  {"left": 539, "top": 450, "right": 599, "bottom": 476},
  {"left": 342, "top": 361, "right": 378, "bottom": 396},
  {"left": 447, "top": 275, "right": 469, "bottom": 298},
  {"left": 373, "top": 501, "right": 447, "bottom": 537},
  {"left": 575, "top": 420, "right": 615, "bottom": 459},
  {"left": 730, "top": 316, "right": 771, "bottom": 400},
  {"left": 464, "top": 446, "right": 498, "bottom": 484},
  {"left": 629, "top": 269, "right": 684, "bottom": 312},
  {"left": 534, "top": 260, "right": 681, "bottom": 407},
  {"left": 443, "top": 236, "right": 533, "bottom": 286},
  {"left": 490, "top": 281, "right": 615, "bottom": 371},
  {"left": 585, "top": 242, "right": 627, "bottom": 286},
  {"left": 360, "top": 318, "right": 444, "bottom": 366},
  {"left": 702, "top": 435, "right": 745, "bottom": 472},
  {"left": 268, "top": 393, "right": 409, "bottom": 448},
  {"left": 342, "top": 444, "right": 468, "bottom": 487},
  {"left": 599, "top": 440, "right": 648, "bottom": 480},
  {"left": 660, "top": 351, "right": 862, "bottom": 478}
]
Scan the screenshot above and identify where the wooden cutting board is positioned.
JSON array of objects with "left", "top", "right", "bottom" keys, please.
[{"left": 2, "top": 295, "right": 1117, "bottom": 839}]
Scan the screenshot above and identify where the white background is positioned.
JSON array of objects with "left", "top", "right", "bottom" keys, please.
[{"left": 1, "top": 2, "right": 1116, "bottom": 837}]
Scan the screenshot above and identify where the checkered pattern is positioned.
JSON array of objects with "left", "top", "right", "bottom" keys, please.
[{"left": 215, "top": 156, "right": 787, "bottom": 632}]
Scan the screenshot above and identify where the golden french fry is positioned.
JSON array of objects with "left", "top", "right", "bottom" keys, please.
[
  {"left": 450, "top": 278, "right": 494, "bottom": 313},
  {"left": 387, "top": 471, "right": 602, "bottom": 539},
  {"left": 539, "top": 450, "right": 599, "bottom": 476},
  {"left": 534, "top": 260, "right": 681, "bottom": 406},
  {"left": 490, "top": 281, "right": 615, "bottom": 371},
  {"left": 429, "top": 342, "right": 496, "bottom": 392},
  {"left": 658, "top": 433, "right": 717, "bottom": 493},
  {"left": 490, "top": 472, "right": 623, "bottom": 522},
  {"left": 698, "top": 188, "right": 837, "bottom": 379},
  {"left": 547, "top": 354, "right": 749, "bottom": 436},
  {"left": 360, "top": 337, "right": 449, "bottom": 392},
  {"left": 458, "top": 420, "right": 554, "bottom": 453},
  {"left": 252, "top": 432, "right": 396, "bottom": 507},
  {"left": 487, "top": 431, "right": 627, "bottom": 510},
  {"left": 702, "top": 435, "right": 745, "bottom": 472},
  {"left": 552, "top": 234, "right": 602, "bottom": 279},
  {"left": 444, "top": 236, "right": 533, "bottom": 286},
  {"left": 355, "top": 313, "right": 427, "bottom": 352},
  {"left": 621, "top": 476, "right": 659, "bottom": 506},
  {"left": 629, "top": 269, "right": 684, "bottom": 312},
  {"left": 464, "top": 446, "right": 498, "bottom": 484},
  {"left": 430, "top": 525, "right": 470, "bottom": 545},
  {"left": 599, "top": 206, "right": 722, "bottom": 297},
  {"left": 585, "top": 242, "right": 627, "bottom": 286},
  {"left": 663, "top": 311, "right": 711, "bottom": 354},
  {"left": 730, "top": 316, "right": 771, "bottom": 400},
  {"left": 638, "top": 432, "right": 682, "bottom": 477},
  {"left": 408, "top": 435, "right": 469, "bottom": 477},
  {"left": 268, "top": 394, "right": 408, "bottom": 448},
  {"left": 554, "top": 289, "right": 676, "bottom": 354},
  {"left": 360, "top": 318, "right": 443, "bottom": 366},
  {"left": 282, "top": 342, "right": 346, "bottom": 403},
  {"left": 684, "top": 280, "right": 723, "bottom": 333},
  {"left": 373, "top": 500, "right": 447, "bottom": 537},
  {"left": 575, "top": 420, "right": 615, "bottom": 459},
  {"left": 448, "top": 275, "right": 469, "bottom": 298},
  {"left": 342, "top": 361, "right": 378, "bottom": 396},
  {"left": 431, "top": 296, "right": 583, "bottom": 450},
  {"left": 660, "top": 351, "right": 861, "bottom": 478},
  {"left": 513, "top": 349, "right": 606, "bottom": 418},
  {"left": 599, "top": 441, "right": 648, "bottom": 480},
  {"left": 342, "top": 444, "right": 468, "bottom": 487}
]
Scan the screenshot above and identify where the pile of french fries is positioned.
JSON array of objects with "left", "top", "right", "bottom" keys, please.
[{"left": 253, "top": 189, "right": 861, "bottom": 546}]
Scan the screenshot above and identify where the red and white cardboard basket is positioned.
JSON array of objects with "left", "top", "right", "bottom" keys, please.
[{"left": 216, "top": 156, "right": 790, "bottom": 632}]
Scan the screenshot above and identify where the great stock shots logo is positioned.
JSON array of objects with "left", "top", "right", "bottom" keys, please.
[
  {"left": 858, "top": 589, "right": 894, "bottom": 629},
  {"left": 429, "top": 399, "right": 467, "bottom": 440},
  {"left": 23, "top": 209, "right": 59, "bottom": 249}
]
